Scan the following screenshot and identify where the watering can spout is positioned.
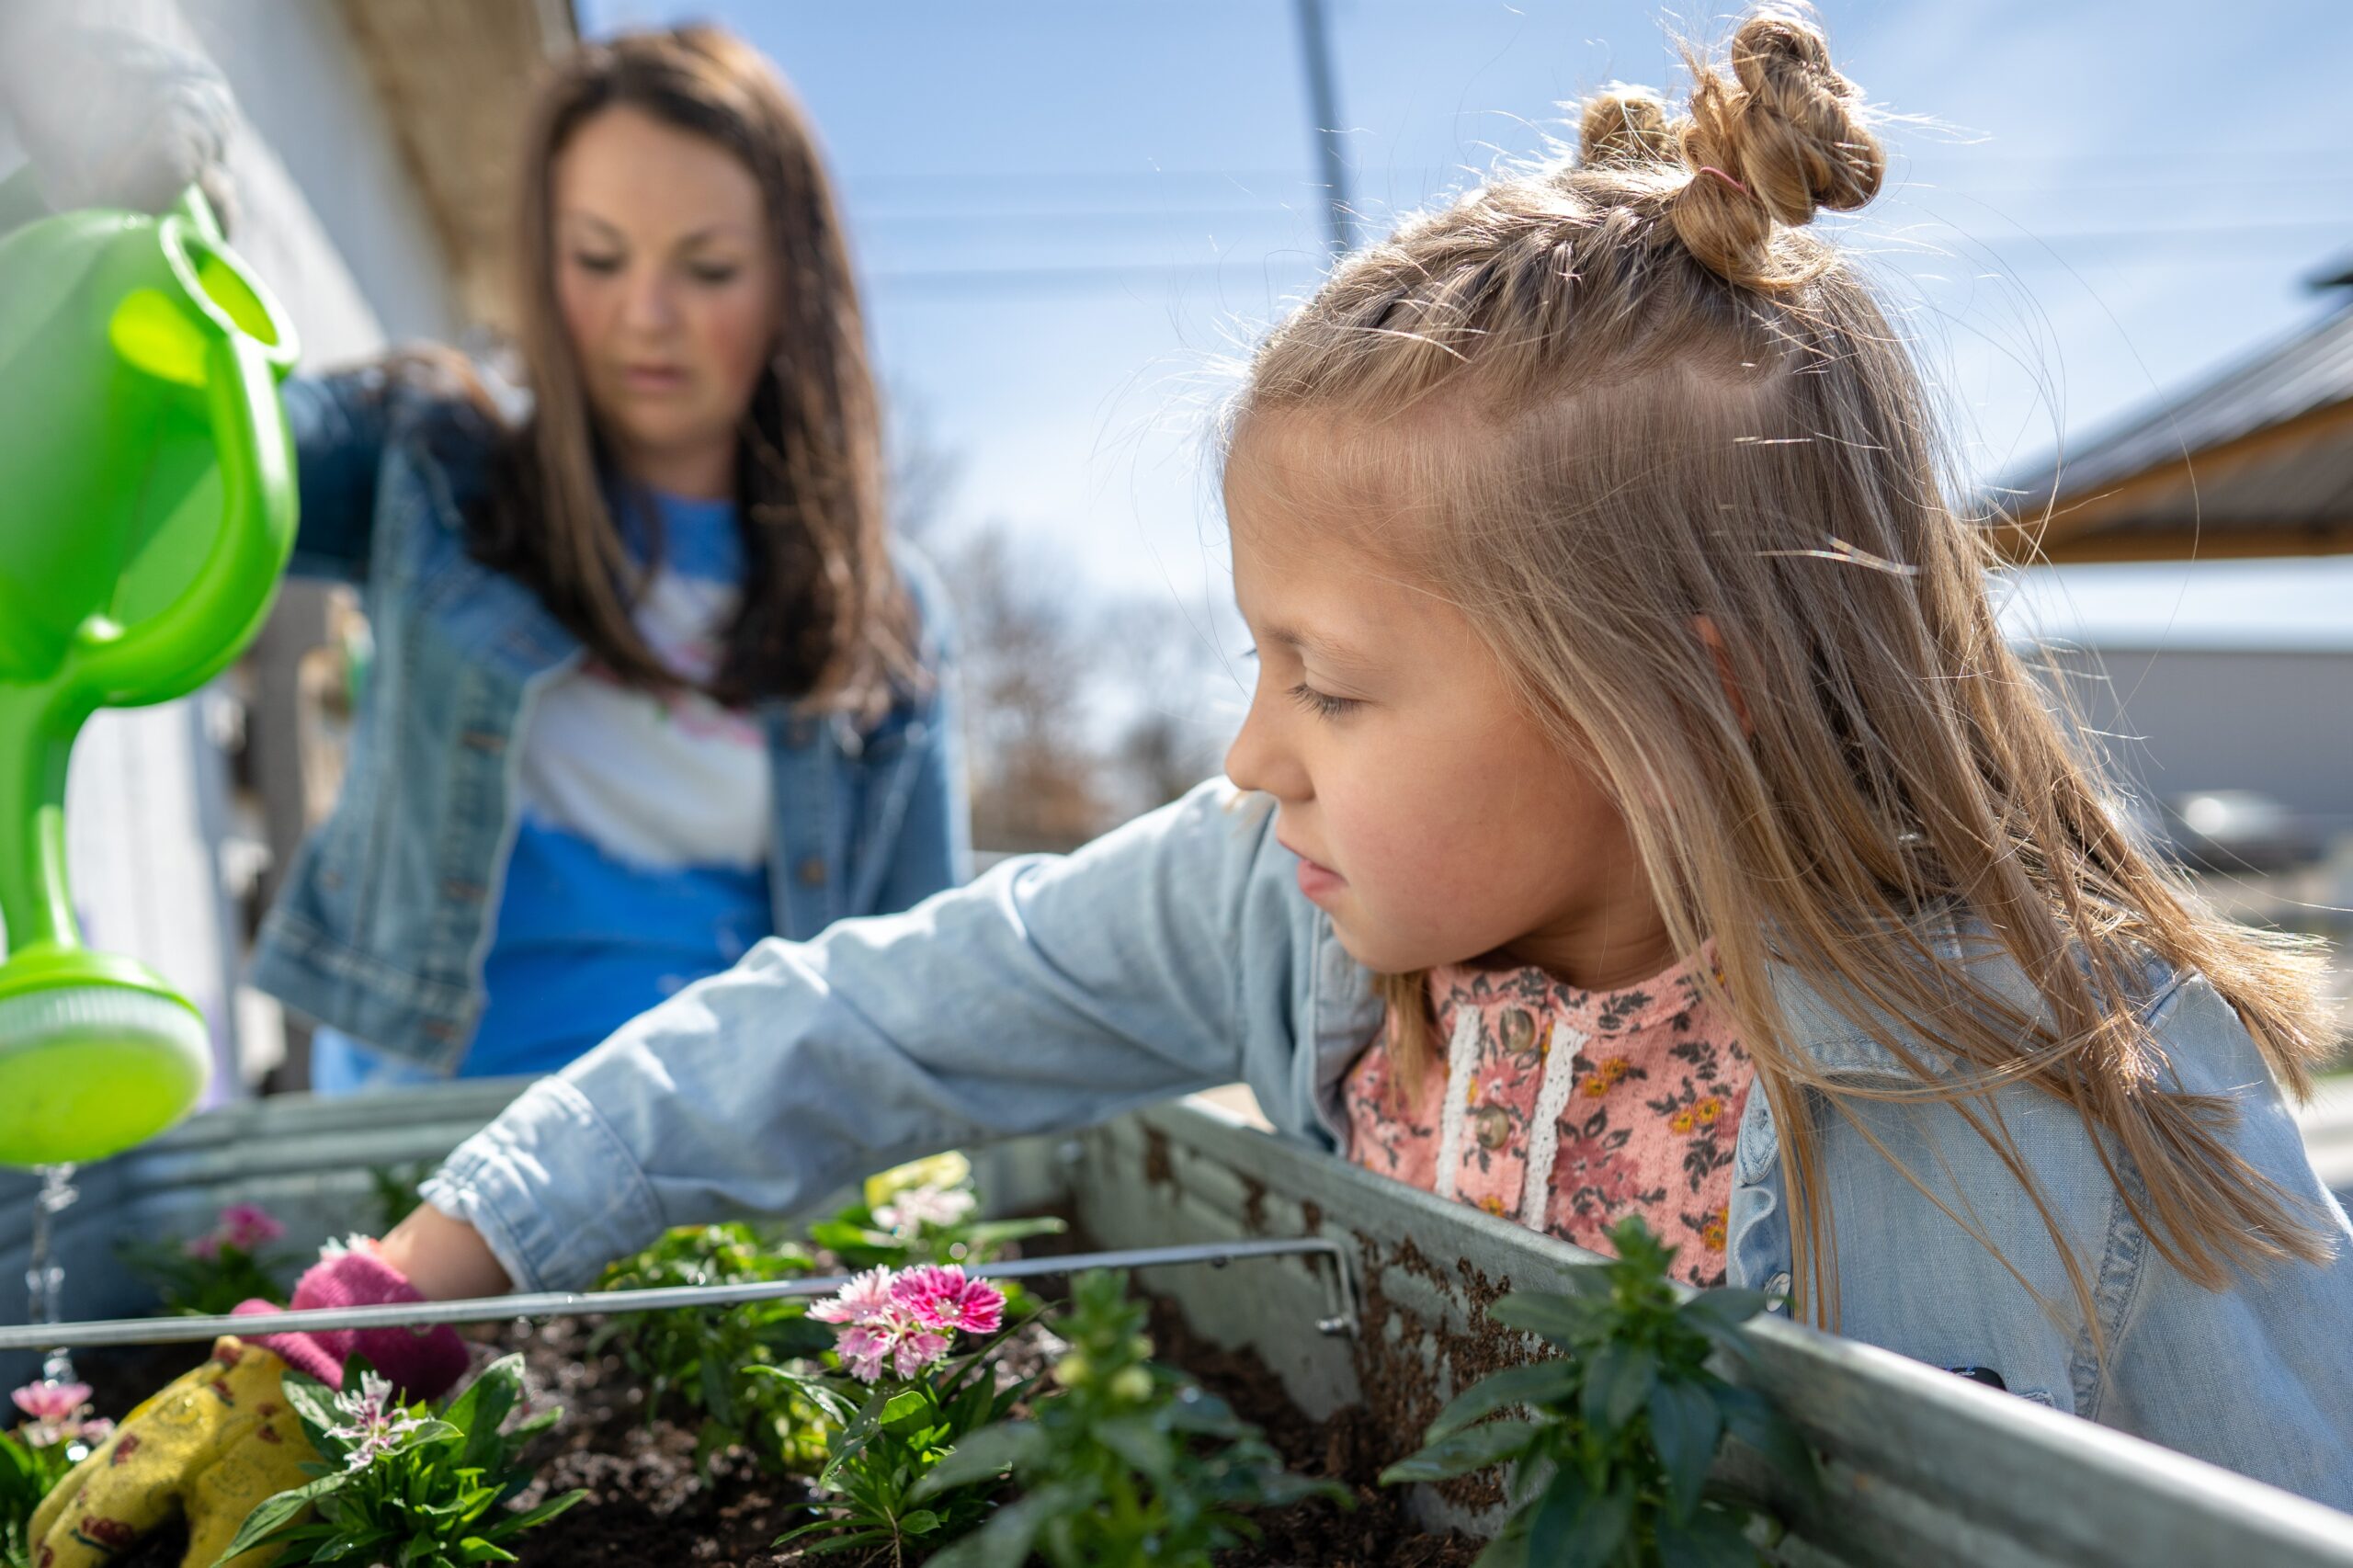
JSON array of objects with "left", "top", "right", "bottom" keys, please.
[{"left": 0, "top": 182, "right": 300, "bottom": 1167}]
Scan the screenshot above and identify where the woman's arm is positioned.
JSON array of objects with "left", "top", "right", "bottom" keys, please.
[
  {"left": 280, "top": 369, "right": 395, "bottom": 582},
  {"left": 418, "top": 778, "right": 1312, "bottom": 1293}
]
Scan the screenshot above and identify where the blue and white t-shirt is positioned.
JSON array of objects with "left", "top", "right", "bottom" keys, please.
[{"left": 312, "top": 489, "right": 773, "bottom": 1090}]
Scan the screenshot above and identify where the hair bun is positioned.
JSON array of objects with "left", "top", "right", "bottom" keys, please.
[
  {"left": 1723, "top": 13, "right": 1884, "bottom": 220},
  {"left": 1670, "top": 9, "right": 1883, "bottom": 286},
  {"left": 1577, "top": 85, "right": 1677, "bottom": 169}
]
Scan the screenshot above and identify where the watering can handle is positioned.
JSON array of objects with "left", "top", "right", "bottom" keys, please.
[{"left": 72, "top": 320, "right": 296, "bottom": 705}]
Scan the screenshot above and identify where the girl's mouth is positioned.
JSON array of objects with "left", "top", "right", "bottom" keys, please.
[{"left": 1283, "top": 841, "right": 1346, "bottom": 901}]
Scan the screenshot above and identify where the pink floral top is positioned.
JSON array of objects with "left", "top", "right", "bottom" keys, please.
[{"left": 1342, "top": 947, "right": 1753, "bottom": 1288}]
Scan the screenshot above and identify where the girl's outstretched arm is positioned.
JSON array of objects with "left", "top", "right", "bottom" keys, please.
[
  {"left": 416, "top": 779, "right": 1326, "bottom": 1293},
  {"left": 374, "top": 1200, "right": 513, "bottom": 1300}
]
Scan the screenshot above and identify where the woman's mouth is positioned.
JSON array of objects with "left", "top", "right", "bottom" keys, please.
[{"left": 620, "top": 362, "right": 688, "bottom": 394}]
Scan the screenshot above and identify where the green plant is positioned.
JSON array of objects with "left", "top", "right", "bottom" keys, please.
[
  {"left": 210, "top": 1354, "right": 585, "bottom": 1568},
  {"left": 119, "top": 1202, "right": 295, "bottom": 1316},
  {"left": 366, "top": 1161, "right": 433, "bottom": 1233},
  {"left": 2, "top": 1412, "right": 86, "bottom": 1568},
  {"left": 914, "top": 1269, "right": 1347, "bottom": 1568},
  {"left": 1380, "top": 1216, "right": 1816, "bottom": 1568},
  {"left": 806, "top": 1152, "right": 1064, "bottom": 1286},
  {"left": 590, "top": 1221, "right": 836, "bottom": 1472},
  {"left": 758, "top": 1265, "right": 1030, "bottom": 1563}
]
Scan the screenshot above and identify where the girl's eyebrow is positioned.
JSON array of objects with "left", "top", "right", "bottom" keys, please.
[{"left": 1265, "top": 623, "right": 1375, "bottom": 671}]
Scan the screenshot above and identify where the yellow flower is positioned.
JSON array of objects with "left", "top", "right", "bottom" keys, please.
[
  {"left": 1696, "top": 1097, "right": 1722, "bottom": 1124},
  {"left": 1478, "top": 1195, "right": 1507, "bottom": 1217},
  {"left": 1670, "top": 1110, "right": 1696, "bottom": 1134},
  {"left": 1702, "top": 1210, "right": 1728, "bottom": 1251}
]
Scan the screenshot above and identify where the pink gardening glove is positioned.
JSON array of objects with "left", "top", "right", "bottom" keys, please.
[{"left": 231, "top": 1246, "right": 469, "bottom": 1401}]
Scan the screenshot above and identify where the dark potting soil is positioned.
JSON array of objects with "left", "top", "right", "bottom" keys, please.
[{"left": 65, "top": 1295, "right": 1478, "bottom": 1567}]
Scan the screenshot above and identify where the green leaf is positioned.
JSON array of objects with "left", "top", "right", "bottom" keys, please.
[
  {"left": 210, "top": 1470, "right": 354, "bottom": 1564},
  {"left": 1681, "top": 1289, "right": 1772, "bottom": 1331},
  {"left": 458, "top": 1539, "right": 519, "bottom": 1563},
  {"left": 1716, "top": 1385, "right": 1817, "bottom": 1502},
  {"left": 1378, "top": 1418, "right": 1545, "bottom": 1483},
  {"left": 1426, "top": 1361, "right": 1581, "bottom": 1441},
  {"left": 476, "top": 1489, "right": 587, "bottom": 1542},
  {"left": 1471, "top": 1508, "right": 1533, "bottom": 1568},
  {"left": 877, "top": 1387, "right": 932, "bottom": 1430},
  {"left": 1093, "top": 1415, "right": 1176, "bottom": 1484},
  {"left": 910, "top": 1421, "right": 1049, "bottom": 1498},
  {"left": 921, "top": 1485, "right": 1078, "bottom": 1568},
  {"left": 1489, "top": 1290, "right": 1611, "bottom": 1346},
  {"left": 1655, "top": 1505, "right": 1762, "bottom": 1568},
  {"left": 899, "top": 1508, "right": 942, "bottom": 1536},
  {"left": 280, "top": 1372, "right": 346, "bottom": 1438},
  {"left": 805, "top": 1220, "right": 884, "bottom": 1253},
  {"left": 1532, "top": 1472, "right": 1633, "bottom": 1568},
  {"left": 1579, "top": 1343, "right": 1656, "bottom": 1435},
  {"left": 1648, "top": 1377, "right": 1724, "bottom": 1522}
]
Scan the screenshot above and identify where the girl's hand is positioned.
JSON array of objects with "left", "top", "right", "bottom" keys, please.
[{"left": 374, "top": 1202, "right": 513, "bottom": 1301}]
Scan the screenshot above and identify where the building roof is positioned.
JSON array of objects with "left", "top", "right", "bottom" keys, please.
[
  {"left": 334, "top": 0, "right": 579, "bottom": 330},
  {"left": 1987, "top": 285, "right": 2353, "bottom": 563}
]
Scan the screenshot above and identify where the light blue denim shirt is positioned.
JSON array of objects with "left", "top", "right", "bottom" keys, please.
[
  {"left": 424, "top": 779, "right": 2353, "bottom": 1507},
  {"left": 247, "top": 368, "right": 969, "bottom": 1070}
]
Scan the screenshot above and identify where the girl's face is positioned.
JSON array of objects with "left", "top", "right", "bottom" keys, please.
[
  {"left": 1222, "top": 416, "right": 1675, "bottom": 988},
  {"left": 552, "top": 105, "right": 782, "bottom": 499}
]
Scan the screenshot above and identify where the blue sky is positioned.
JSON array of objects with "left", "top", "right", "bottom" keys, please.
[{"left": 584, "top": 0, "right": 2353, "bottom": 654}]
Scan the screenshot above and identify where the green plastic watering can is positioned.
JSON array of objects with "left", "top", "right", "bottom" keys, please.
[{"left": 0, "top": 167, "right": 299, "bottom": 1167}]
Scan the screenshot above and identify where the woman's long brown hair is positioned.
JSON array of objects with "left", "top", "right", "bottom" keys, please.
[{"left": 471, "top": 24, "right": 915, "bottom": 712}]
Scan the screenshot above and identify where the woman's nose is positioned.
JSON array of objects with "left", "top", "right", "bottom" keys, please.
[{"left": 620, "top": 267, "right": 680, "bottom": 335}]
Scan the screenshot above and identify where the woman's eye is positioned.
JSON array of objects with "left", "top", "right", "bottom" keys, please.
[
  {"left": 1288, "top": 682, "right": 1358, "bottom": 720},
  {"left": 688, "top": 262, "right": 742, "bottom": 285},
  {"left": 572, "top": 253, "right": 623, "bottom": 275}
]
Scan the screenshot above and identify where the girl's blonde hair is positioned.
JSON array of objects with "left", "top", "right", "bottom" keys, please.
[{"left": 1234, "top": 9, "right": 2335, "bottom": 1330}]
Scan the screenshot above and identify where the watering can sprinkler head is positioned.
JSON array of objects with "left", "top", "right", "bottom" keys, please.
[{"left": 0, "top": 171, "right": 299, "bottom": 1168}]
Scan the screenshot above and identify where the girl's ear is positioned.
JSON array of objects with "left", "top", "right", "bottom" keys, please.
[{"left": 1692, "top": 616, "right": 1753, "bottom": 735}]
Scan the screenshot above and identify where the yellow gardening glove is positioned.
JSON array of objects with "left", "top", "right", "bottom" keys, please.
[{"left": 29, "top": 1335, "right": 313, "bottom": 1568}]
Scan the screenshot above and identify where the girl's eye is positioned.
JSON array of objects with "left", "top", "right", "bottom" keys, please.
[
  {"left": 1288, "top": 682, "right": 1358, "bottom": 720},
  {"left": 572, "top": 253, "right": 624, "bottom": 275}
]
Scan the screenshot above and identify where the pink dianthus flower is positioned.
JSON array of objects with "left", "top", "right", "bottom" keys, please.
[{"left": 893, "top": 1266, "right": 1005, "bottom": 1336}]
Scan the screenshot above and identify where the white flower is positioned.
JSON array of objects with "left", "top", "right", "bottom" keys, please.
[
  {"left": 325, "top": 1372, "right": 426, "bottom": 1471},
  {"left": 872, "top": 1185, "right": 975, "bottom": 1238}
]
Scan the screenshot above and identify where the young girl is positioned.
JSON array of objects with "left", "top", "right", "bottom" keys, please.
[
  {"left": 53, "top": 11, "right": 2350, "bottom": 1542},
  {"left": 253, "top": 26, "right": 967, "bottom": 1089}
]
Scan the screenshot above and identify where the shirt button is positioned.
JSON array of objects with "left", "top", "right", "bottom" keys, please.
[{"left": 796, "top": 857, "right": 828, "bottom": 888}]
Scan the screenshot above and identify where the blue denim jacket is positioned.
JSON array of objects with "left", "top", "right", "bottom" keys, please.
[
  {"left": 247, "top": 369, "right": 968, "bottom": 1071},
  {"left": 424, "top": 780, "right": 2353, "bottom": 1507}
]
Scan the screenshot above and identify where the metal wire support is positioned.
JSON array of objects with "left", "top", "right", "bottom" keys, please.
[{"left": 0, "top": 1234, "right": 1360, "bottom": 1353}]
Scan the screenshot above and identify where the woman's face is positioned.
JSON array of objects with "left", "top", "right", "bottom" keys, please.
[{"left": 551, "top": 105, "right": 781, "bottom": 498}]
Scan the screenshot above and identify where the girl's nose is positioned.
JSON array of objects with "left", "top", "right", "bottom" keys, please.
[{"left": 1224, "top": 691, "right": 1309, "bottom": 804}]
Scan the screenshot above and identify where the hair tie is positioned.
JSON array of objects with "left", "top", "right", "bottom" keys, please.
[{"left": 1696, "top": 165, "right": 1751, "bottom": 199}]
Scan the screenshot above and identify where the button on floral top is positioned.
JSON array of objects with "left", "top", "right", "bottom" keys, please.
[{"left": 1342, "top": 946, "right": 1753, "bottom": 1288}]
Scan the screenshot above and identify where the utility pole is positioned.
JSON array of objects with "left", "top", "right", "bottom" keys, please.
[{"left": 1293, "top": 0, "right": 1352, "bottom": 257}]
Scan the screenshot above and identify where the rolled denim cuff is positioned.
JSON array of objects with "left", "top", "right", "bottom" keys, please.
[{"left": 420, "top": 1076, "right": 668, "bottom": 1294}]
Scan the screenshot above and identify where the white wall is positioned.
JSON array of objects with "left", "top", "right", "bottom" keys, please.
[{"left": 2039, "top": 645, "right": 2353, "bottom": 838}]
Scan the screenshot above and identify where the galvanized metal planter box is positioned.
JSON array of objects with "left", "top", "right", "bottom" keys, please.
[{"left": 5, "top": 1085, "right": 2347, "bottom": 1565}]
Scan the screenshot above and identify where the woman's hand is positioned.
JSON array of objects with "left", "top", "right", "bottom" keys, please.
[{"left": 373, "top": 1202, "right": 514, "bottom": 1301}]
